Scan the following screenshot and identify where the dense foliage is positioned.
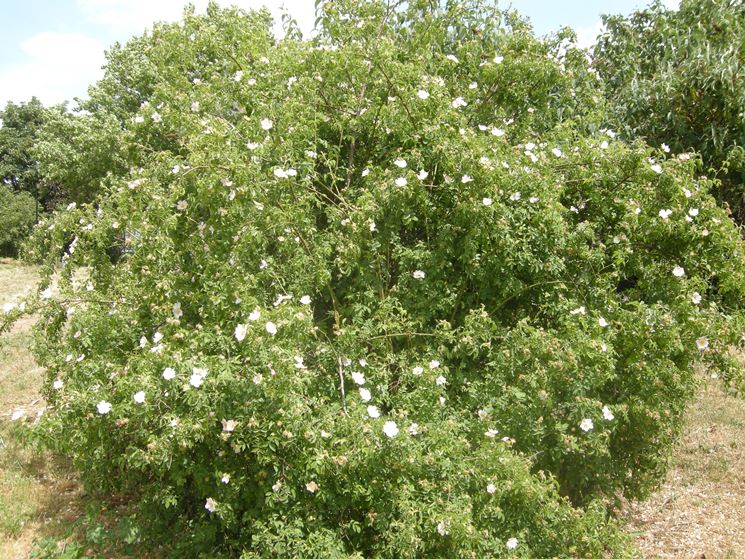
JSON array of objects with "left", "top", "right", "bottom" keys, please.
[
  {"left": 3, "top": 1, "right": 745, "bottom": 557},
  {"left": 0, "top": 98, "right": 47, "bottom": 200},
  {"left": 0, "top": 186, "right": 36, "bottom": 256},
  {"left": 32, "top": 107, "right": 128, "bottom": 205},
  {"left": 594, "top": 0, "right": 745, "bottom": 221}
]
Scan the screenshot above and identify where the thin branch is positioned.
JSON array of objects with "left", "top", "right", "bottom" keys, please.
[{"left": 337, "top": 356, "right": 348, "bottom": 415}]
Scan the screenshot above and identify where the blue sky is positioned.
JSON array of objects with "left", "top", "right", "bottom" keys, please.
[{"left": 0, "top": 0, "right": 678, "bottom": 108}]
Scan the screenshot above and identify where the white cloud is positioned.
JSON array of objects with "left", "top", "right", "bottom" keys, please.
[
  {"left": 0, "top": 32, "right": 105, "bottom": 107},
  {"left": 1, "top": 1, "right": 316, "bottom": 107},
  {"left": 574, "top": 20, "right": 606, "bottom": 50},
  {"left": 662, "top": 0, "right": 681, "bottom": 10}
]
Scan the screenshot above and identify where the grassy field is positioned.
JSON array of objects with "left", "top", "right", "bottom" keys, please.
[{"left": 0, "top": 257, "right": 743, "bottom": 558}]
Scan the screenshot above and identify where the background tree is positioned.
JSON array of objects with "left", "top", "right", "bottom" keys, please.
[
  {"left": 0, "top": 186, "right": 35, "bottom": 257},
  {"left": 594, "top": 0, "right": 745, "bottom": 221},
  {"left": 33, "top": 107, "right": 128, "bottom": 204},
  {"left": 0, "top": 98, "right": 49, "bottom": 213}
]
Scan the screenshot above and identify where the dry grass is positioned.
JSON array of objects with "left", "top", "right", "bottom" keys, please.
[
  {"left": 0, "top": 258, "right": 85, "bottom": 559},
  {"left": 622, "top": 379, "right": 745, "bottom": 558}
]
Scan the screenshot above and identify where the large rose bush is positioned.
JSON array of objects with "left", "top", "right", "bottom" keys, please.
[{"left": 4, "top": 1, "right": 745, "bottom": 557}]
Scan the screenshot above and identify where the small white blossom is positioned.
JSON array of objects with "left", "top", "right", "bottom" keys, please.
[
  {"left": 369, "top": 221, "right": 376, "bottom": 232},
  {"left": 133, "top": 391, "right": 146, "bottom": 404},
  {"left": 417, "top": 169, "right": 429, "bottom": 180},
  {"left": 696, "top": 336, "right": 709, "bottom": 351},
  {"left": 367, "top": 405, "right": 380, "bottom": 418},
  {"left": 551, "top": 147, "right": 563, "bottom": 157},
  {"left": 485, "top": 428, "right": 498, "bottom": 437},
  {"left": 359, "top": 387, "right": 372, "bottom": 402},
  {"left": 172, "top": 302, "right": 183, "bottom": 319},
  {"left": 435, "top": 375, "right": 447, "bottom": 386},
  {"left": 96, "top": 401, "right": 112, "bottom": 415},
  {"left": 300, "top": 295, "right": 311, "bottom": 305},
  {"left": 437, "top": 521, "right": 449, "bottom": 536},
  {"left": 580, "top": 418, "right": 594, "bottom": 432},
  {"left": 40, "top": 287, "right": 53, "bottom": 300},
  {"left": 651, "top": 163, "right": 663, "bottom": 174},
  {"left": 222, "top": 419, "right": 238, "bottom": 432},
  {"left": 416, "top": 89, "right": 430, "bottom": 100},
  {"left": 352, "top": 371, "right": 366, "bottom": 385},
  {"left": 461, "top": 174, "right": 473, "bottom": 183},
  {"left": 412, "top": 366, "right": 424, "bottom": 375},
  {"left": 486, "top": 483, "right": 497, "bottom": 494},
  {"left": 691, "top": 292, "right": 702, "bottom": 305},
  {"left": 221, "top": 474, "right": 231, "bottom": 484},
  {"left": 394, "top": 158, "right": 407, "bottom": 168},
  {"left": 260, "top": 118, "right": 273, "bottom": 130},
  {"left": 205, "top": 498, "right": 217, "bottom": 512},
  {"left": 491, "top": 127, "right": 505, "bottom": 137},
  {"left": 445, "top": 54, "right": 459, "bottom": 63},
  {"left": 570, "top": 306, "right": 586, "bottom": 315},
  {"left": 265, "top": 321, "right": 278, "bottom": 335},
  {"left": 176, "top": 200, "right": 188, "bottom": 211},
  {"left": 602, "top": 406, "right": 614, "bottom": 421},
  {"left": 383, "top": 421, "right": 399, "bottom": 438},
  {"left": 191, "top": 101, "right": 200, "bottom": 112},
  {"left": 688, "top": 208, "right": 699, "bottom": 217},
  {"left": 493, "top": 55, "right": 504, "bottom": 64},
  {"left": 672, "top": 266, "right": 685, "bottom": 277},
  {"left": 429, "top": 360, "right": 440, "bottom": 369},
  {"left": 163, "top": 367, "right": 176, "bottom": 380},
  {"left": 661, "top": 143, "right": 670, "bottom": 153},
  {"left": 53, "top": 379, "right": 64, "bottom": 390},
  {"left": 482, "top": 197, "right": 493, "bottom": 206},
  {"left": 506, "top": 538, "right": 519, "bottom": 551},
  {"left": 413, "top": 270, "right": 426, "bottom": 279},
  {"left": 235, "top": 323, "right": 248, "bottom": 342},
  {"left": 249, "top": 308, "right": 261, "bottom": 321},
  {"left": 408, "top": 423, "right": 419, "bottom": 435},
  {"left": 395, "top": 177, "right": 408, "bottom": 187},
  {"left": 190, "top": 368, "right": 208, "bottom": 388},
  {"left": 451, "top": 96, "right": 468, "bottom": 109},
  {"left": 598, "top": 317, "right": 609, "bottom": 328},
  {"left": 659, "top": 208, "right": 672, "bottom": 220}
]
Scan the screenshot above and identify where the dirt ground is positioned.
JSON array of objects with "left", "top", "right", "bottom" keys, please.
[{"left": 621, "top": 379, "right": 745, "bottom": 558}]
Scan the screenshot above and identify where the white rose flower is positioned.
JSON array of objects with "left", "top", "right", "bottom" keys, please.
[{"left": 382, "top": 421, "right": 399, "bottom": 438}]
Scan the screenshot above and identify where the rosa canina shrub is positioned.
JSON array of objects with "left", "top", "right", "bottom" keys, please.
[{"left": 7, "top": 0, "right": 745, "bottom": 556}]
